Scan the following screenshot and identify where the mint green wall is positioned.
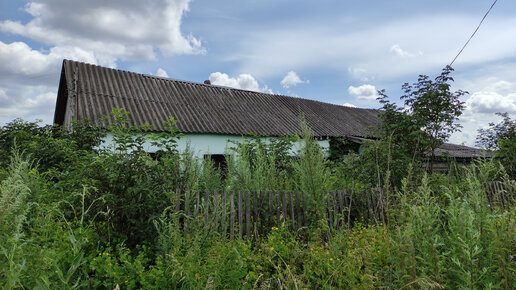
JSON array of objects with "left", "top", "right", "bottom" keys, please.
[{"left": 101, "top": 133, "right": 330, "bottom": 158}]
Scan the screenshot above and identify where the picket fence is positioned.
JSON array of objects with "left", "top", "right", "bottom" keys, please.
[
  {"left": 172, "top": 188, "right": 386, "bottom": 239},
  {"left": 171, "top": 181, "right": 513, "bottom": 239}
]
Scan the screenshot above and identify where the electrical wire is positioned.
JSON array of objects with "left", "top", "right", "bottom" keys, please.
[{"left": 449, "top": 0, "right": 498, "bottom": 67}]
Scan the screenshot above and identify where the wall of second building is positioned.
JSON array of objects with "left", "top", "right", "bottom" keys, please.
[{"left": 100, "top": 133, "right": 330, "bottom": 158}]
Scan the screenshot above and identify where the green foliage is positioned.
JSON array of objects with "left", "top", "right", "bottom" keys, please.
[
  {"left": 327, "top": 136, "right": 361, "bottom": 161},
  {"left": 0, "top": 113, "right": 514, "bottom": 289},
  {"left": 477, "top": 112, "right": 516, "bottom": 178},
  {"left": 226, "top": 134, "right": 295, "bottom": 192},
  {"left": 378, "top": 65, "right": 467, "bottom": 171},
  {"left": 292, "top": 118, "right": 331, "bottom": 223}
]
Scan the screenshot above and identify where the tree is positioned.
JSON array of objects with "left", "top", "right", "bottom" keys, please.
[
  {"left": 476, "top": 112, "right": 515, "bottom": 150},
  {"left": 378, "top": 66, "right": 467, "bottom": 171},
  {"left": 476, "top": 112, "right": 516, "bottom": 177}
]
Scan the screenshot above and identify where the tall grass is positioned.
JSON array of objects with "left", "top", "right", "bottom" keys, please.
[
  {"left": 0, "top": 151, "right": 33, "bottom": 288},
  {"left": 1, "top": 117, "right": 514, "bottom": 288}
]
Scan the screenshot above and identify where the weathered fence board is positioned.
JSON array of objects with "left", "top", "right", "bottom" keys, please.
[{"left": 174, "top": 182, "right": 514, "bottom": 240}]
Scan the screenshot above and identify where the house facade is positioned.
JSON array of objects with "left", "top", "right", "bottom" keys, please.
[{"left": 53, "top": 59, "right": 485, "bottom": 165}]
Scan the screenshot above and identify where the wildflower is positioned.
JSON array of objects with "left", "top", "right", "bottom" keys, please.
[
  {"left": 310, "top": 248, "right": 314, "bottom": 251},
  {"left": 511, "top": 255, "right": 514, "bottom": 260},
  {"left": 462, "top": 198, "right": 467, "bottom": 202},
  {"left": 329, "top": 258, "right": 333, "bottom": 261},
  {"left": 487, "top": 204, "right": 491, "bottom": 207},
  {"left": 195, "top": 273, "right": 200, "bottom": 280},
  {"left": 270, "top": 247, "right": 274, "bottom": 251}
]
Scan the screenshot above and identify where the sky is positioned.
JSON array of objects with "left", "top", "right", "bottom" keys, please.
[{"left": 1, "top": 0, "right": 515, "bottom": 146}]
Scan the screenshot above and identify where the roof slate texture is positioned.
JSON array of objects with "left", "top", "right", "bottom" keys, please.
[
  {"left": 53, "top": 59, "right": 488, "bottom": 159},
  {"left": 54, "top": 59, "right": 380, "bottom": 137}
]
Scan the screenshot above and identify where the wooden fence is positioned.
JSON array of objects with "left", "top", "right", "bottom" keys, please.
[
  {"left": 172, "top": 181, "right": 513, "bottom": 239},
  {"left": 483, "top": 181, "right": 515, "bottom": 210},
  {"left": 173, "top": 188, "right": 386, "bottom": 239}
]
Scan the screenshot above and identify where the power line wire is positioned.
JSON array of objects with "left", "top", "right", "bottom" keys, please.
[{"left": 449, "top": 0, "right": 498, "bottom": 67}]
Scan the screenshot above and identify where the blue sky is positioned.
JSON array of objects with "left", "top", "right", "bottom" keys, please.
[{"left": 1, "top": 0, "right": 515, "bottom": 146}]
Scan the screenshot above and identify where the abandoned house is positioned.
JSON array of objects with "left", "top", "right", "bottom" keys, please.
[{"left": 53, "top": 59, "right": 486, "bottom": 170}]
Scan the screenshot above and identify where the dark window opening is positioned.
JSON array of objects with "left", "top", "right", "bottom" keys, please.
[{"left": 204, "top": 154, "right": 229, "bottom": 178}]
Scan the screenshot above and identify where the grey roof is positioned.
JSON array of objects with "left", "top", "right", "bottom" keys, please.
[
  {"left": 53, "top": 59, "right": 486, "bottom": 159},
  {"left": 54, "top": 59, "right": 380, "bottom": 137},
  {"left": 434, "top": 143, "right": 490, "bottom": 158}
]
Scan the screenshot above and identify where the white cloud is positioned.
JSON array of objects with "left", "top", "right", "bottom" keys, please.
[
  {"left": 0, "top": 0, "right": 204, "bottom": 125},
  {"left": 156, "top": 68, "right": 169, "bottom": 78},
  {"left": 0, "top": 0, "right": 203, "bottom": 63},
  {"left": 342, "top": 103, "right": 357, "bottom": 108},
  {"left": 450, "top": 79, "right": 516, "bottom": 146},
  {"left": 348, "top": 84, "right": 377, "bottom": 100},
  {"left": 389, "top": 44, "right": 422, "bottom": 58},
  {"left": 0, "top": 41, "right": 98, "bottom": 79},
  {"left": 209, "top": 72, "right": 261, "bottom": 92},
  {"left": 465, "top": 91, "right": 516, "bottom": 114},
  {"left": 0, "top": 86, "right": 56, "bottom": 124},
  {"left": 280, "top": 71, "right": 307, "bottom": 88}
]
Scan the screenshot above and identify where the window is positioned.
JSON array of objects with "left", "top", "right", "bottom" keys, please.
[{"left": 204, "top": 154, "right": 229, "bottom": 178}]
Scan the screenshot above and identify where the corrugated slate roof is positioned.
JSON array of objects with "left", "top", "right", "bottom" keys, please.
[
  {"left": 53, "top": 59, "right": 487, "bottom": 159},
  {"left": 434, "top": 143, "right": 490, "bottom": 158},
  {"left": 54, "top": 59, "right": 380, "bottom": 137}
]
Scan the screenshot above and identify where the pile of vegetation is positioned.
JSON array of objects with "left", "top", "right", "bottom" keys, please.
[{"left": 0, "top": 69, "right": 515, "bottom": 288}]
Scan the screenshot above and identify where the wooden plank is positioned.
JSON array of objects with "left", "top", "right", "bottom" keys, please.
[
  {"left": 282, "top": 191, "right": 287, "bottom": 223},
  {"left": 276, "top": 191, "right": 281, "bottom": 224},
  {"left": 222, "top": 190, "right": 227, "bottom": 238},
  {"left": 347, "top": 189, "right": 354, "bottom": 229},
  {"left": 213, "top": 189, "right": 219, "bottom": 232},
  {"left": 268, "top": 190, "right": 273, "bottom": 225},
  {"left": 238, "top": 190, "right": 243, "bottom": 239},
  {"left": 253, "top": 191, "right": 259, "bottom": 238},
  {"left": 338, "top": 190, "right": 345, "bottom": 227},
  {"left": 289, "top": 191, "right": 295, "bottom": 230},
  {"left": 195, "top": 190, "right": 200, "bottom": 217},
  {"left": 185, "top": 189, "right": 190, "bottom": 231},
  {"left": 296, "top": 191, "right": 302, "bottom": 229},
  {"left": 332, "top": 190, "right": 337, "bottom": 227},
  {"left": 245, "top": 191, "right": 251, "bottom": 238},
  {"left": 230, "top": 190, "right": 235, "bottom": 240},
  {"left": 327, "top": 194, "right": 333, "bottom": 228},
  {"left": 204, "top": 189, "right": 210, "bottom": 224}
]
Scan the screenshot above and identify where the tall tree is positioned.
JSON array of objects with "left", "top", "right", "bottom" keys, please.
[
  {"left": 476, "top": 112, "right": 516, "bottom": 177},
  {"left": 378, "top": 66, "right": 467, "bottom": 171}
]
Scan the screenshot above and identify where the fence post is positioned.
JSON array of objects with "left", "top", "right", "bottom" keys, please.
[
  {"left": 238, "top": 190, "right": 243, "bottom": 239},
  {"left": 327, "top": 194, "right": 333, "bottom": 229},
  {"left": 185, "top": 189, "right": 190, "bottom": 232},
  {"left": 222, "top": 190, "right": 227, "bottom": 238},
  {"left": 268, "top": 190, "right": 273, "bottom": 226},
  {"left": 214, "top": 189, "right": 219, "bottom": 232},
  {"left": 289, "top": 191, "right": 295, "bottom": 230},
  {"left": 204, "top": 189, "right": 209, "bottom": 224},
  {"left": 230, "top": 190, "right": 235, "bottom": 240},
  {"left": 296, "top": 191, "right": 302, "bottom": 229},
  {"left": 246, "top": 190, "right": 251, "bottom": 239}
]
